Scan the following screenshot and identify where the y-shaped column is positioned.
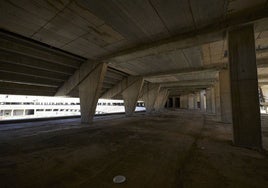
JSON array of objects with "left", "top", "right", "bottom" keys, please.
[
  {"left": 79, "top": 63, "right": 107, "bottom": 123},
  {"left": 122, "top": 77, "right": 144, "bottom": 116},
  {"left": 141, "top": 83, "right": 160, "bottom": 113},
  {"left": 154, "top": 88, "right": 169, "bottom": 112}
]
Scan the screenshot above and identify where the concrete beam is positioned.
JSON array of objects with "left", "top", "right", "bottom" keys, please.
[
  {"left": 140, "top": 83, "right": 160, "bottom": 113},
  {"left": 0, "top": 71, "right": 61, "bottom": 87},
  {"left": 144, "top": 63, "right": 227, "bottom": 78},
  {"left": 79, "top": 63, "right": 107, "bottom": 123},
  {"left": 0, "top": 62, "right": 69, "bottom": 81},
  {"left": 0, "top": 81, "right": 57, "bottom": 96},
  {"left": 0, "top": 31, "right": 84, "bottom": 68},
  {"left": 0, "top": 50, "right": 75, "bottom": 75},
  {"left": 122, "top": 77, "right": 144, "bottom": 116},
  {"left": 228, "top": 25, "right": 262, "bottom": 149},
  {"left": 159, "top": 79, "right": 217, "bottom": 88},
  {"left": 101, "top": 76, "right": 142, "bottom": 99},
  {"left": 105, "top": 6, "right": 268, "bottom": 63},
  {"left": 165, "top": 85, "right": 211, "bottom": 91}
]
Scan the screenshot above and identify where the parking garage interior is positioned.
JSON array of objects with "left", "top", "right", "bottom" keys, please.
[{"left": 1, "top": 0, "right": 268, "bottom": 187}]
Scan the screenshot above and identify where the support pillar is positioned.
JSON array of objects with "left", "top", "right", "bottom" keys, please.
[
  {"left": 211, "top": 87, "right": 216, "bottom": 114},
  {"left": 79, "top": 63, "right": 107, "bottom": 123},
  {"left": 228, "top": 25, "right": 262, "bottom": 149},
  {"left": 206, "top": 88, "right": 212, "bottom": 113},
  {"left": 141, "top": 83, "right": 160, "bottom": 113},
  {"left": 200, "top": 90, "right": 206, "bottom": 111},
  {"left": 180, "top": 95, "right": 188, "bottom": 109},
  {"left": 122, "top": 77, "right": 144, "bottom": 116},
  {"left": 214, "top": 82, "right": 221, "bottom": 121},
  {"left": 194, "top": 93, "right": 199, "bottom": 109},
  {"left": 154, "top": 88, "right": 169, "bottom": 112},
  {"left": 219, "top": 70, "right": 232, "bottom": 123},
  {"left": 188, "top": 94, "right": 194, "bottom": 109}
]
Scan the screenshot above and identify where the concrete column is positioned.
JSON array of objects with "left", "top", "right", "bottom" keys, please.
[
  {"left": 211, "top": 87, "right": 216, "bottom": 114},
  {"left": 228, "top": 25, "right": 262, "bottom": 149},
  {"left": 206, "top": 88, "right": 212, "bottom": 113},
  {"left": 180, "top": 95, "right": 188, "bottom": 109},
  {"left": 141, "top": 83, "right": 160, "bottom": 113},
  {"left": 79, "top": 63, "right": 107, "bottom": 123},
  {"left": 154, "top": 88, "right": 169, "bottom": 111},
  {"left": 122, "top": 77, "right": 144, "bottom": 116},
  {"left": 200, "top": 90, "right": 206, "bottom": 111},
  {"left": 219, "top": 70, "right": 232, "bottom": 123},
  {"left": 214, "top": 82, "right": 221, "bottom": 121},
  {"left": 188, "top": 94, "right": 194, "bottom": 109},
  {"left": 194, "top": 93, "right": 199, "bottom": 109}
]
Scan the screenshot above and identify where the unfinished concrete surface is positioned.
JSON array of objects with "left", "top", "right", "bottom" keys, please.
[
  {"left": 1, "top": 1, "right": 268, "bottom": 187},
  {"left": 0, "top": 111, "right": 268, "bottom": 188}
]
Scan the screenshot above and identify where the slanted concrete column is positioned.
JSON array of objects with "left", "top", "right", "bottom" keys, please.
[
  {"left": 79, "top": 63, "right": 107, "bottom": 123},
  {"left": 154, "top": 88, "right": 169, "bottom": 111},
  {"left": 200, "top": 90, "right": 206, "bottom": 111},
  {"left": 228, "top": 25, "right": 262, "bottom": 149},
  {"left": 180, "top": 95, "right": 188, "bottom": 109},
  {"left": 219, "top": 70, "right": 232, "bottom": 123},
  {"left": 141, "top": 83, "right": 160, "bottom": 113},
  {"left": 206, "top": 88, "right": 212, "bottom": 113},
  {"left": 122, "top": 77, "right": 144, "bottom": 116}
]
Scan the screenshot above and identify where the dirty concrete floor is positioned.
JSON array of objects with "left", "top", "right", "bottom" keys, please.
[{"left": 0, "top": 110, "right": 268, "bottom": 188}]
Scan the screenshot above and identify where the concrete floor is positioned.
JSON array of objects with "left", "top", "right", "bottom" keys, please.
[{"left": 0, "top": 110, "right": 268, "bottom": 188}]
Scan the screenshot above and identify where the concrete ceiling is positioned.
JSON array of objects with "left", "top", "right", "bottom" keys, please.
[{"left": 0, "top": 0, "right": 268, "bottom": 97}]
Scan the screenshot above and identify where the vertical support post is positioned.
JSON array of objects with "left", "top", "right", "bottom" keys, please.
[
  {"left": 122, "top": 77, "right": 144, "bottom": 116},
  {"left": 188, "top": 94, "right": 194, "bottom": 109},
  {"left": 228, "top": 25, "right": 262, "bottom": 149},
  {"left": 219, "top": 70, "right": 232, "bottom": 123},
  {"left": 211, "top": 87, "right": 216, "bottom": 114},
  {"left": 79, "top": 63, "right": 107, "bottom": 123},
  {"left": 180, "top": 95, "right": 188, "bottom": 109},
  {"left": 193, "top": 93, "right": 197, "bottom": 109},
  {"left": 214, "top": 82, "right": 221, "bottom": 121},
  {"left": 200, "top": 90, "right": 206, "bottom": 111},
  {"left": 206, "top": 88, "right": 212, "bottom": 113}
]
